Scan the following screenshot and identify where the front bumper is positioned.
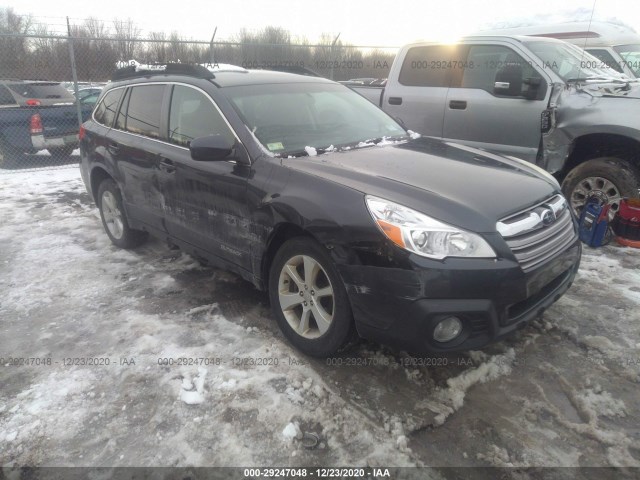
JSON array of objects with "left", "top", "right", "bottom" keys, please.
[{"left": 338, "top": 238, "right": 581, "bottom": 353}]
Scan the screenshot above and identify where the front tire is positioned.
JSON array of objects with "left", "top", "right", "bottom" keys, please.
[
  {"left": 268, "top": 237, "right": 355, "bottom": 357},
  {"left": 562, "top": 157, "right": 640, "bottom": 217},
  {"left": 97, "top": 179, "right": 148, "bottom": 249}
]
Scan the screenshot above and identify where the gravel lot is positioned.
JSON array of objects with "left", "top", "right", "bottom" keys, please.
[{"left": 1, "top": 167, "right": 639, "bottom": 476}]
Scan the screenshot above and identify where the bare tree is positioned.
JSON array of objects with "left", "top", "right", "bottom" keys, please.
[
  {"left": 0, "top": 7, "right": 33, "bottom": 78},
  {"left": 113, "top": 18, "right": 140, "bottom": 61}
]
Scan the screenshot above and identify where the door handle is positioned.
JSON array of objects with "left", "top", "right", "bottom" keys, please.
[
  {"left": 388, "top": 97, "right": 403, "bottom": 105},
  {"left": 449, "top": 100, "right": 467, "bottom": 110},
  {"left": 159, "top": 158, "right": 176, "bottom": 173},
  {"left": 107, "top": 143, "right": 120, "bottom": 155}
]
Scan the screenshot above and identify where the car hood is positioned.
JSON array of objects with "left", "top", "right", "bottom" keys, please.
[{"left": 281, "top": 137, "right": 558, "bottom": 233}]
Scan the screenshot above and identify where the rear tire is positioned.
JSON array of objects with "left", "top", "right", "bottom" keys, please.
[
  {"left": 561, "top": 157, "right": 640, "bottom": 217},
  {"left": 97, "top": 179, "right": 148, "bottom": 249},
  {"left": 48, "top": 146, "right": 75, "bottom": 160},
  {"left": 268, "top": 237, "right": 355, "bottom": 357}
]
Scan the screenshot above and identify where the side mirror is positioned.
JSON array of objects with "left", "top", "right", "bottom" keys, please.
[
  {"left": 523, "top": 77, "right": 542, "bottom": 100},
  {"left": 189, "top": 134, "right": 234, "bottom": 161}
]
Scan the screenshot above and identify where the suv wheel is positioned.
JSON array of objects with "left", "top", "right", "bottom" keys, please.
[
  {"left": 562, "top": 157, "right": 640, "bottom": 217},
  {"left": 48, "top": 146, "right": 75, "bottom": 160},
  {"left": 97, "top": 179, "right": 148, "bottom": 248},
  {"left": 268, "top": 237, "right": 355, "bottom": 357}
]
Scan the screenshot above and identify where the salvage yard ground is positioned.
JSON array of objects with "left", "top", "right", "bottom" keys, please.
[{"left": 1, "top": 167, "right": 639, "bottom": 474}]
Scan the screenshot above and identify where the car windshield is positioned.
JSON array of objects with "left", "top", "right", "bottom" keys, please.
[
  {"left": 222, "top": 82, "right": 407, "bottom": 156},
  {"left": 614, "top": 44, "right": 640, "bottom": 77},
  {"left": 525, "top": 40, "right": 631, "bottom": 82}
]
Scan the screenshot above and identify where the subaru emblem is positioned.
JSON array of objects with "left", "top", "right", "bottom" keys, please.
[{"left": 541, "top": 208, "right": 556, "bottom": 226}]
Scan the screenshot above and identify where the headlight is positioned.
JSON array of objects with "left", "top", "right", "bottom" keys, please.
[{"left": 365, "top": 196, "right": 496, "bottom": 260}]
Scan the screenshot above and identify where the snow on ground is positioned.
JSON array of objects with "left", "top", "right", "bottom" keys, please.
[{"left": 0, "top": 167, "right": 639, "bottom": 470}]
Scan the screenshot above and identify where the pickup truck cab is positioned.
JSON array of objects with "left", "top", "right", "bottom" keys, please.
[
  {"left": 478, "top": 21, "right": 640, "bottom": 79},
  {"left": 350, "top": 36, "right": 640, "bottom": 218}
]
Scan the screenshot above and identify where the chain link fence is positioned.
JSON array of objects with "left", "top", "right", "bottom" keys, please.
[{"left": 0, "top": 31, "right": 397, "bottom": 173}]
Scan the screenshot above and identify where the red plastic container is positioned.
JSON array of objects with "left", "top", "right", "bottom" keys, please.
[{"left": 613, "top": 198, "right": 640, "bottom": 247}]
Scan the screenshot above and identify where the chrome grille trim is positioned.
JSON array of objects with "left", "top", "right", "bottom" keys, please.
[{"left": 498, "top": 195, "right": 577, "bottom": 272}]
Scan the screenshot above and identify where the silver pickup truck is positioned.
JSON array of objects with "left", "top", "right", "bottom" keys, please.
[{"left": 350, "top": 35, "right": 640, "bottom": 217}]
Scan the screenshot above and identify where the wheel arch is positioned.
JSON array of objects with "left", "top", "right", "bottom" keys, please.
[
  {"left": 260, "top": 222, "right": 314, "bottom": 291},
  {"left": 563, "top": 133, "right": 640, "bottom": 178},
  {"left": 89, "top": 166, "right": 114, "bottom": 204}
]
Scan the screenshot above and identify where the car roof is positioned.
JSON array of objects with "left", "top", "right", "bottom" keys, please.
[
  {"left": 404, "top": 35, "right": 568, "bottom": 47},
  {"left": 212, "top": 69, "right": 334, "bottom": 87}
]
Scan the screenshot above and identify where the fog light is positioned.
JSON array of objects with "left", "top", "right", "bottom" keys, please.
[{"left": 433, "top": 316, "right": 463, "bottom": 343}]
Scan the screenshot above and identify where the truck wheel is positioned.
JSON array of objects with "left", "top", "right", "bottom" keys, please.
[
  {"left": 562, "top": 157, "right": 640, "bottom": 217},
  {"left": 48, "top": 146, "right": 76, "bottom": 160},
  {"left": 97, "top": 179, "right": 148, "bottom": 249},
  {"left": 268, "top": 237, "right": 355, "bottom": 357}
]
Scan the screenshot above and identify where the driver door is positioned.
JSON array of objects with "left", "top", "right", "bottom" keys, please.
[{"left": 158, "top": 84, "right": 252, "bottom": 270}]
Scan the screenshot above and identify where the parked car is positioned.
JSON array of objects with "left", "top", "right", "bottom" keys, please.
[
  {"left": 76, "top": 87, "right": 103, "bottom": 107},
  {"left": 0, "top": 80, "right": 92, "bottom": 167},
  {"left": 348, "top": 35, "right": 640, "bottom": 218},
  {"left": 478, "top": 21, "right": 640, "bottom": 79},
  {"left": 79, "top": 64, "right": 581, "bottom": 357}
]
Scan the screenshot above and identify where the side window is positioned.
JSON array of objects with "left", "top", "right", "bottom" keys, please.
[
  {"left": 93, "top": 89, "right": 123, "bottom": 127},
  {"left": 460, "top": 45, "right": 545, "bottom": 99},
  {"left": 586, "top": 49, "right": 624, "bottom": 73},
  {"left": 125, "top": 85, "right": 165, "bottom": 139},
  {"left": 0, "top": 85, "right": 16, "bottom": 106},
  {"left": 398, "top": 45, "right": 460, "bottom": 87},
  {"left": 168, "top": 85, "right": 235, "bottom": 148},
  {"left": 115, "top": 88, "right": 130, "bottom": 130}
]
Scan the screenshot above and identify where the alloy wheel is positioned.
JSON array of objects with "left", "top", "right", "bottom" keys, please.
[
  {"left": 101, "top": 190, "right": 124, "bottom": 239},
  {"left": 277, "top": 254, "right": 335, "bottom": 339}
]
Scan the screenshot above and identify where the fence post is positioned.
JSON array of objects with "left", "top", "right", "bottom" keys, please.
[
  {"left": 66, "top": 17, "right": 83, "bottom": 131},
  {"left": 210, "top": 27, "right": 217, "bottom": 65},
  {"left": 330, "top": 33, "right": 341, "bottom": 81}
]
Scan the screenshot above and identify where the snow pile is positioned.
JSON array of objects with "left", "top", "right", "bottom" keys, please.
[
  {"left": 432, "top": 348, "right": 516, "bottom": 426},
  {"left": 179, "top": 368, "right": 208, "bottom": 405},
  {"left": 282, "top": 422, "right": 302, "bottom": 442},
  {"left": 304, "top": 146, "right": 317, "bottom": 156},
  {"left": 577, "top": 385, "right": 627, "bottom": 419}
]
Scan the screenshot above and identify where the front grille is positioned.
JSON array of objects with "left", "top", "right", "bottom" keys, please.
[{"left": 498, "top": 195, "right": 577, "bottom": 272}]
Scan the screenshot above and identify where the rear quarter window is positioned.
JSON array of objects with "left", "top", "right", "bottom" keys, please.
[
  {"left": 0, "top": 85, "right": 17, "bottom": 106},
  {"left": 93, "top": 89, "right": 124, "bottom": 127},
  {"left": 398, "top": 45, "right": 460, "bottom": 87}
]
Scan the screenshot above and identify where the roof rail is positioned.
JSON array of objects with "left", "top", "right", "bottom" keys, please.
[{"left": 111, "top": 63, "right": 215, "bottom": 81}]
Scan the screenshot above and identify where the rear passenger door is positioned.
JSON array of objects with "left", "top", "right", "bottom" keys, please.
[
  {"left": 107, "top": 84, "right": 168, "bottom": 231},
  {"left": 159, "top": 84, "right": 253, "bottom": 271},
  {"left": 442, "top": 43, "right": 550, "bottom": 162},
  {"left": 384, "top": 45, "right": 462, "bottom": 137}
]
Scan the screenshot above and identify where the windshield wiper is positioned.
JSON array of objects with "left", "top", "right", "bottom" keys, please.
[
  {"left": 566, "top": 75, "right": 627, "bottom": 83},
  {"left": 360, "top": 134, "right": 411, "bottom": 145}
]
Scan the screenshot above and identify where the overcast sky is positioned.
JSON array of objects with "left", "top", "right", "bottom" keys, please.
[{"left": 4, "top": 0, "right": 640, "bottom": 46}]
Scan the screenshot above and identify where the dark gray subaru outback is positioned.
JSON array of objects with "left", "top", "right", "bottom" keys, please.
[{"left": 79, "top": 64, "right": 581, "bottom": 357}]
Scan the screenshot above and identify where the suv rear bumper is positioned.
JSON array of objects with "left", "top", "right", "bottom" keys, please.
[{"left": 338, "top": 239, "right": 581, "bottom": 353}]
